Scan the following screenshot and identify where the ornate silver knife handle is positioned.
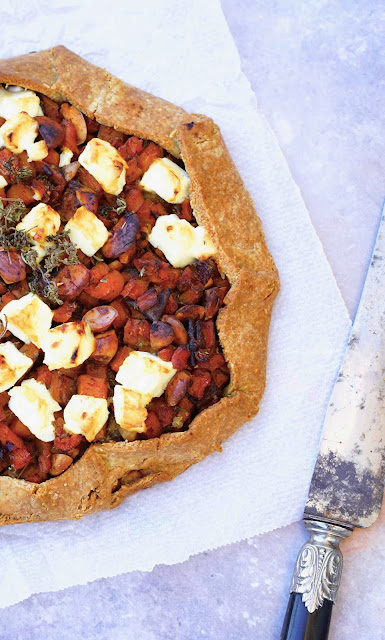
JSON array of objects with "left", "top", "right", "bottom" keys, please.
[{"left": 280, "top": 519, "right": 353, "bottom": 640}]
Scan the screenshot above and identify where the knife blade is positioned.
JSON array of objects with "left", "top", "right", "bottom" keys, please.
[{"left": 280, "top": 203, "right": 385, "bottom": 640}]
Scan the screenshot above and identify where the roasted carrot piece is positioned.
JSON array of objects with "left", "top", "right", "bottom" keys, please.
[
  {"left": 86, "top": 264, "right": 124, "bottom": 301},
  {"left": 77, "top": 374, "right": 108, "bottom": 399},
  {"left": 144, "top": 411, "right": 163, "bottom": 439},
  {"left": 110, "top": 346, "right": 132, "bottom": 372},
  {"left": 110, "top": 298, "right": 130, "bottom": 329},
  {"left": 52, "top": 300, "right": 77, "bottom": 324},
  {"left": 10, "top": 417, "right": 34, "bottom": 440},
  {"left": 49, "top": 371, "right": 76, "bottom": 406},
  {"left": 54, "top": 417, "right": 85, "bottom": 452},
  {"left": 91, "top": 330, "right": 119, "bottom": 363},
  {"left": 121, "top": 277, "right": 149, "bottom": 300},
  {"left": 0, "top": 421, "right": 31, "bottom": 470},
  {"left": 188, "top": 370, "right": 211, "bottom": 398},
  {"left": 123, "top": 318, "right": 151, "bottom": 349},
  {"left": 35, "top": 364, "right": 52, "bottom": 388},
  {"left": 37, "top": 441, "right": 52, "bottom": 474},
  {"left": 6, "top": 183, "right": 35, "bottom": 205},
  {"left": 137, "top": 142, "right": 163, "bottom": 171},
  {"left": 124, "top": 186, "right": 144, "bottom": 212}
]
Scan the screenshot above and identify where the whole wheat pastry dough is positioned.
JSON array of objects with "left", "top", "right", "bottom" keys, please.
[{"left": 0, "top": 47, "right": 279, "bottom": 525}]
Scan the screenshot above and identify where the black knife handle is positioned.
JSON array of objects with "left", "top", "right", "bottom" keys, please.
[
  {"left": 280, "top": 519, "right": 353, "bottom": 640},
  {"left": 280, "top": 593, "right": 333, "bottom": 640}
]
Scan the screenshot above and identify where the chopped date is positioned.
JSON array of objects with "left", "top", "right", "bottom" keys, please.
[
  {"left": 35, "top": 116, "right": 65, "bottom": 149},
  {"left": 136, "top": 288, "right": 158, "bottom": 312},
  {"left": 37, "top": 441, "right": 52, "bottom": 475},
  {"left": 203, "top": 287, "right": 228, "bottom": 319},
  {"left": 82, "top": 305, "right": 118, "bottom": 332},
  {"left": 161, "top": 315, "right": 188, "bottom": 345},
  {"left": 0, "top": 251, "right": 26, "bottom": 284},
  {"left": 201, "top": 320, "right": 216, "bottom": 349},
  {"left": 136, "top": 288, "right": 170, "bottom": 322},
  {"left": 165, "top": 370, "right": 191, "bottom": 407},
  {"left": 118, "top": 136, "right": 144, "bottom": 160},
  {"left": 148, "top": 398, "right": 174, "bottom": 427},
  {"left": 102, "top": 213, "right": 139, "bottom": 259},
  {"left": 75, "top": 187, "right": 99, "bottom": 214},
  {"left": 54, "top": 417, "right": 85, "bottom": 452},
  {"left": 134, "top": 252, "right": 180, "bottom": 289},
  {"left": 50, "top": 370, "right": 76, "bottom": 406},
  {"left": 175, "top": 305, "right": 205, "bottom": 322},
  {"left": 54, "top": 264, "right": 90, "bottom": 300},
  {"left": 98, "top": 124, "right": 126, "bottom": 149}
]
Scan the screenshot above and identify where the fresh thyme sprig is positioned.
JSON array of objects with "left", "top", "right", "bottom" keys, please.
[
  {"left": 0, "top": 199, "right": 80, "bottom": 306},
  {"left": 3, "top": 159, "right": 33, "bottom": 184},
  {"left": 99, "top": 197, "right": 126, "bottom": 218}
]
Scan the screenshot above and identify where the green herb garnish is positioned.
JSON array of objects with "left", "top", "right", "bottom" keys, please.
[{"left": 98, "top": 197, "right": 126, "bottom": 218}]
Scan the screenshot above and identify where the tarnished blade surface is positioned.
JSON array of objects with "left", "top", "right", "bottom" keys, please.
[{"left": 305, "top": 204, "right": 385, "bottom": 528}]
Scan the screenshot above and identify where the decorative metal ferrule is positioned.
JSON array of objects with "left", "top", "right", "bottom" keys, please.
[{"left": 290, "top": 519, "right": 353, "bottom": 613}]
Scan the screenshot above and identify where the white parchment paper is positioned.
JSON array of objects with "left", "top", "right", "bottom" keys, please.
[{"left": 0, "top": 0, "right": 351, "bottom": 608}]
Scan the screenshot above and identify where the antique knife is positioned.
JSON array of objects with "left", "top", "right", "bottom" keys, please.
[{"left": 280, "top": 205, "right": 385, "bottom": 640}]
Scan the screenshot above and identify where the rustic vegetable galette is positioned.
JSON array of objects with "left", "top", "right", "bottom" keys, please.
[{"left": 0, "top": 47, "right": 279, "bottom": 524}]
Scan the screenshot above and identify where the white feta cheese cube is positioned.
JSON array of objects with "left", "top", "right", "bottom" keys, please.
[
  {"left": 43, "top": 321, "right": 96, "bottom": 370},
  {"left": 0, "top": 293, "right": 53, "bottom": 348},
  {"left": 0, "top": 87, "right": 43, "bottom": 119},
  {"left": 64, "top": 206, "right": 109, "bottom": 257},
  {"left": 148, "top": 213, "right": 216, "bottom": 268},
  {"left": 78, "top": 138, "right": 127, "bottom": 195},
  {"left": 16, "top": 203, "right": 61, "bottom": 261},
  {"left": 116, "top": 351, "right": 176, "bottom": 398},
  {"left": 0, "top": 112, "right": 48, "bottom": 161},
  {"left": 8, "top": 379, "right": 61, "bottom": 442},
  {"left": 140, "top": 157, "right": 190, "bottom": 204},
  {"left": 63, "top": 394, "right": 109, "bottom": 442},
  {"left": 0, "top": 341, "right": 33, "bottom": 393},
  {"left": 113, "top": 386, "right": 150, "bottom": 434}
]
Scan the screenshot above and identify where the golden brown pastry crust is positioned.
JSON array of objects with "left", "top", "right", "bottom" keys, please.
[{"left": 0, "top": 46, "right": 279, "bottom": 525}]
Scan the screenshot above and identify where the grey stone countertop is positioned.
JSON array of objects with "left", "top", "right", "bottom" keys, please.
[{"left": 1, "top": 1, "right": 385, "bottom": 638}]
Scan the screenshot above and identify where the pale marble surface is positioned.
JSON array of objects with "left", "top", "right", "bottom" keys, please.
[{"left": 1, "top": 1, "right": 385, "bottom": 638}]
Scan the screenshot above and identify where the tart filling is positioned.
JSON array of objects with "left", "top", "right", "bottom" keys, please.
[{"left": 0, "top": 87, "right": 230, "bottom": 483}]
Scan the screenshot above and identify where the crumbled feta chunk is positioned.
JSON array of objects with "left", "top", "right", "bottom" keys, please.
[
  {"left": 43, "top": 321, "right": 96, "bottom": 370},
  {"left": 63, "top": 395, "right": 109, "bottom": 442},
  {"left": 78, "top": 138, "right": 127, "bottom": 195},
  {"left": 148, "top": 214, "right": 216, "bottom": 268},
  {"left": 8, "top": 379, "right": 61, "bottom": 442},
  {"left": 140, "top": 157, "right": 190, "bottom": 204},
  {"left": 0, "top": 293, "right": 53, "bottom": 348},
  {"left": 0, "top": 341, "right": 33, "bottom": 393},
  {"left": 64, "top": 206, "right": 109, "bottom": 256}
]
